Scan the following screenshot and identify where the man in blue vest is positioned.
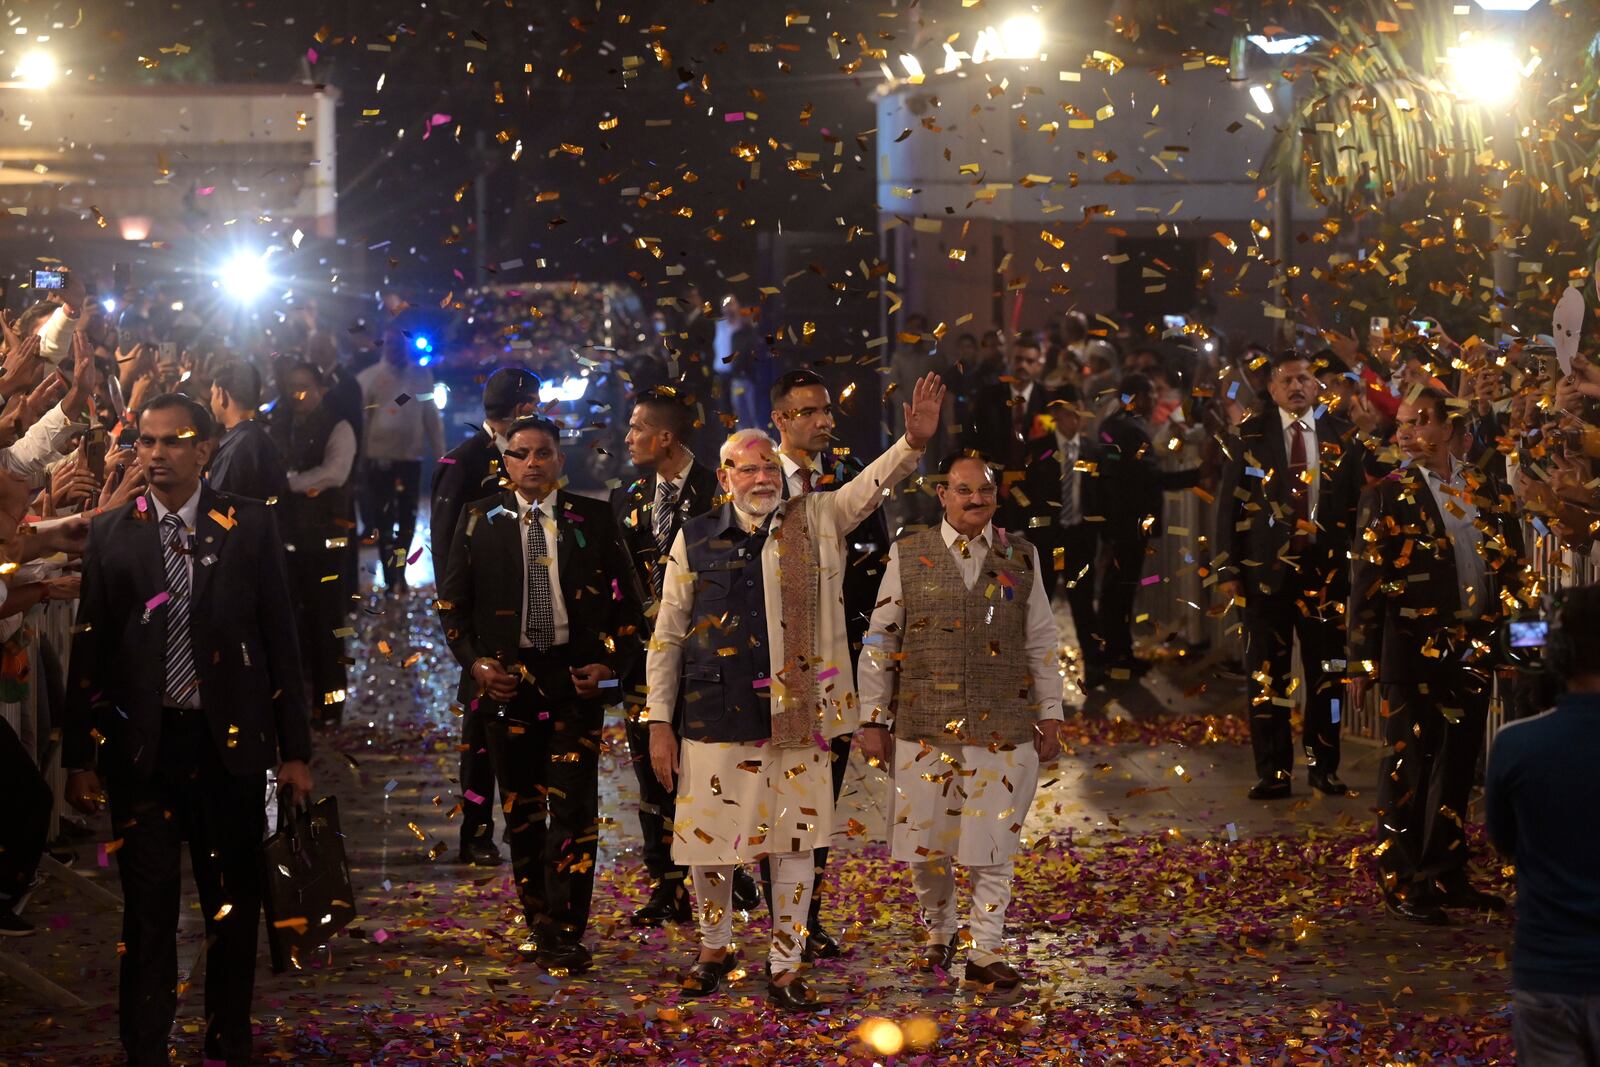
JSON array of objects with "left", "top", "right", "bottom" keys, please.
[{"left": 646, "top": 374, "right": 946, "bottom": 1011}]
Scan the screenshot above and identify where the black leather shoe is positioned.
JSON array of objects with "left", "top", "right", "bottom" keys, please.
[
  {"left": 916, "top": 935, "right": 958, "bottom": 971},
  {"left": 964, "top": 958, "right": 1023, "bottom": 990},
  {"left": 632, "top": 884, "right": 693, "bottom": 927},
  {"left": 536, "top": 942, "right": 593, "bottom": 975},
  {"left": 1436, "top": 882, "right": 1507, "bottom": 913},
  {"left": 731, "top": 867, "right": 762, "bottom": 912},
  {"left": 1247, "top": 777, "right": 1292, "bottom": 800},
  {"left": 681, "top": 951, "right": 740, "bottom": 997},
  {"left": 458, "top": 839, "right": 504, "bottom": 867},
  {"left": 767, "top": 973, "right": 823, "bottom": 1011},
  {"left": 801, "top": 926, "right": 842, "bottom": 963},
  {"left": 1308, "top": 772, "right": 1349, "bottom": 796},
  {"left": 1384, "top": 892, "right": 1451, "bottom": 926}
]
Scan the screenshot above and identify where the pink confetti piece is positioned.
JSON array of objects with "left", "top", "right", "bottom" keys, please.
[
  {"left": 464, "top": 790, "right": 485, "bottom": 805},
  {"left": 752, "top": 677, "right": 771, "bottom": 689},
  {"left": 372, "top": 928, "right": 390, "bottom": 943},
  {"left": 437, "top": 457, "right": 457, "bottom": 465},
  {"left": 136, "top": 496, "right": 149, "bottom": 512},
  {"left": 97, "top": 842, "right": 110, "bottom": 868},
  {"left": 145, "top": 591, "right": 170, "bottom": 611},
  {"left": 725, "top": 112, "right": 746, "bottom": 122},
  {"left": 817, "top": 667, "right": 840, "bottom": 681},
  {"left": 306, "top": 47, "right": 318, "bottom": 65},
  {"left": 407, "top": 545, "right": 425, "bottom": 564},
  {"left": 1140, "top": 573, "right": 1162, "bottom": 586}
]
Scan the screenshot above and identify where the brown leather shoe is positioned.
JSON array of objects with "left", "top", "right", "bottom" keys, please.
[
  {"left": 916, "top": 935, "right": 958, "bottom": 971},
  {"left": 964, "top": 958, "right": 1022, "bottom": 990}
]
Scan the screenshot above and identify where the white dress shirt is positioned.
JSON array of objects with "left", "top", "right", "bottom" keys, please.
[
  {"left": 655, "top": 452, "right": 694, "bottom": 503},
  {"left": 1277, "top": 405, "right": 1321, "bottom": 520},
  {"left": 514, "top": 489, "right": 570, "bottom": 647},
  {"left": 286, "top": 420, "right": 357, "bottom": 494},
  {"left": 1420, "top": 458, "right": 1488, "bottom": 613},
  {"left": 646, "top": 436, "right": 924, "bottom": 736},
  {"left": 779, "top": 451, "right": 824, "bottom": 497},
  {"left": 858, "top": 519, "right": 1065, "bottom": 727},
  {"left": 0, "top": 403, "right": 72, "bottom": 480},
  {"left": 151, "top": 485, "right": 203, "bottom": 710}
]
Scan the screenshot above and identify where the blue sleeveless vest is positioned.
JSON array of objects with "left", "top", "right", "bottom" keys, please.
[{"left": 677, "top": 505, "right": 774, "bottom": 743}]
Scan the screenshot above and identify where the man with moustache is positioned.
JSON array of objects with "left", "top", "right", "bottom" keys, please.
[
  {"left": 1349, "top": 388, "right": 1526, "bottom": 924},
  {"left": 430, "top": 367, "right": 543, "bottom": 867},
  {"left": 438, "top": 414, "right": 643, "bottom": 973},
  {"left": 1215, "top": 351, "right": 1366, "bottom": 799},
  {"left": 609, "top": 388, "right": 720, "bottom": 925},
  {"left": 647, "top": 374, "right": 946, "bottom": 1010},
  {"left": 857, "top": 454, "right": 1064, "bottom": 989},
  {"left": 64, "top": 394, "right": 312, "bottom": 1067}
]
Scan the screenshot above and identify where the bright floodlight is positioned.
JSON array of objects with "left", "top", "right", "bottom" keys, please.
[
  {"left": 996, "top": 16, "right": 1045, "bottom": 60},
  {"left": 220, "top": 252, "right": 271, "bottom": 303},
  {"left": 1248, "top": 34, "right": 1318, "bottom": 55},
  {"left": 1249, "top": 85, "right": 1276, "bottom": 114},
  {"left": 13, "top": 51, "right": 57, "bottom": 87},
  {"left": 1472, "top": 0, "right": 1542, "bottom": 10},
  {"left": 1446, "top": 36, "right": 1521, "bottom": 106}
]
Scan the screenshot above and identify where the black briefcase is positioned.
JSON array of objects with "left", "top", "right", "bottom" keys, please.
[{"left": 260, "top": 793, "right": 356, "bottom": 973}]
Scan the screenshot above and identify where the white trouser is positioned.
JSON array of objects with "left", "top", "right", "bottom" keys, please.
[
  {"left": 910, "top": 857, "right": 1014, "bottom": 965},
  {"left": 691, "top": 852, "right": 814, "bottom": 975}
]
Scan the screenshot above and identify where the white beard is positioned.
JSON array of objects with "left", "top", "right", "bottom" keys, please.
[{"left": 735, "top": 491, "right": 780, "bottom": 518}]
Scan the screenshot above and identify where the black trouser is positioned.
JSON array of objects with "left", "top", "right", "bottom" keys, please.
[
  {"left": 361, "top": 459, "right": 422, "bottom": 590},
  {"left": 1098, "top": 526, "right": 1149, "bottom": 663},
  {"left": 1513, "top": 989, "right": 1600, "bottom": 1067},
  {"left": 1377, "top": 675, "right": 1492, "bottom": 899},
  {"left": 483, "top": 647, "right": 603, "bottom": 944},
  {"left": 1241, "top": 581, "right": 1344, "bottom": 779},
  {"left": 761, "top": 733, "right": 852, "bottom": 930},
  {"left": 624, "top": 705, "right": 683, "bottom": 887},
  {"left": 110, "top": 710, "right": 266, "bottom": 1067},
  {"left": 458, "top": 691, "right": 498, "bottom": 850},
  {"left": 1038, "top": 521, "right": 1103, "bottom": 668},
  {"left": 0, "top": 717, "right": 49, "bottom": 907},
  {"left": 287, "top": 546, "right": 350, "bottom": 725}
]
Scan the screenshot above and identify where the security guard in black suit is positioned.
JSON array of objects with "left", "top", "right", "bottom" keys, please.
[
  {"left": 609, "top": 389, "right": 720, "bottom": 925},
  {"left": 430, "top": 367, "right": 541, "bottom": 866}
]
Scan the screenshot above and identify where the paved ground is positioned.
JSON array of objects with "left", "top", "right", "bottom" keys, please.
[{"left": 0, "top": 577, "right": 1517, "bottom": 1064}]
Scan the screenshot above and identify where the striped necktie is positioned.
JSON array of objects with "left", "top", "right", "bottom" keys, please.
[
  {"left": 653, "top": 480, "right": 680, "bottom": 596},
  {"left": 524, "top": 504, "right": 555, "bottom": 650},
  {"left": 161, "top": 513, "right": 198, "bottom": 706}
]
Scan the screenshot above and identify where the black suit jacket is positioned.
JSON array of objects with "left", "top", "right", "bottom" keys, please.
[
  {"left": 1214, "top": 410, "right": 1367, "bottom": 601},
  {"left": 780, "top": 454, "right": 890, "bottom": 662},
  {"left": 438, "top": 490, "right": 644, "bottom": 704},
  {"left": 1019, "top": 432, "right": 1106, "bottom": 531},
  {"left": 206, "top": 419, "right": 289, "bottom": 504},
  {"left": 430, "top": 428, "right": 504, "bottom": 579},
  {"left": 1093, "top": 410, "right": 1198, "bottom": 536},
  {"left": 609, "top": 461, "right": 721, "bottom": 599},
  {"left": 63, "top": 487, "right": 311, "bottom": 780},
  {"left": 1348, "top": 463, "right": 1527, "bottom": 685},
  {"left": 963, "top": 382, "right": 1056, "bottom": 469}
]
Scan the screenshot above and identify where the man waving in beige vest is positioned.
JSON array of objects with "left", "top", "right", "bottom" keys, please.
[{"left": 857, "top": 453, "right": 1065, "bottom": 991}]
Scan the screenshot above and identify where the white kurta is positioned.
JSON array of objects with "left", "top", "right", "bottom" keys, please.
[
  {"left": 857, "top": 521, "right": 1066, "bottom": 867},
  {"left": 644, "top": 435, "right": 926, "bottom": 866}
]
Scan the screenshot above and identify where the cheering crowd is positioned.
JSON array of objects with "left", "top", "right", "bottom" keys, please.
[{"left": 1, "top": 267, "right": 1599, "bottom": 1063}]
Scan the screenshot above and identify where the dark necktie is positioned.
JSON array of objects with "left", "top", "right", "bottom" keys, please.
[
  {"left": 524, "top": 504, "right": 554, "bottom": 650},
  {"left": 1059, "top": 441, "right": 1081, "bottom": 527},
  {"left": 798, "top": 467, "right": 815, "bottom": 494},
  {"left": 1287, "top": 419, "right": 1310, "bottom": 550},
  {"left": 161, "top": 513, "right": 198, "bottom": 706}
]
